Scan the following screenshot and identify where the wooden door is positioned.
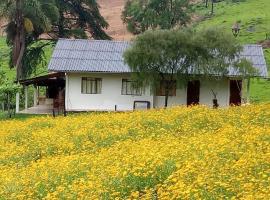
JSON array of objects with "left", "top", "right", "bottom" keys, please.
[
  {"left": 187, "top": 80, "right": 200, "bottom": 106},
  {"left": 230, "top": 80, "right": 242, "bottom": 106}
]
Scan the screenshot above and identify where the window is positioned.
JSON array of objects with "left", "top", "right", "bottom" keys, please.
[
  {"left": 81, "top": 77, "right": 102, "bottom": 94},
  {"left": 121, "top": 79, "right": 142, "bottom": 95},
  {"left": 157, "top": 80, "right": 176, "bottom": 96}
]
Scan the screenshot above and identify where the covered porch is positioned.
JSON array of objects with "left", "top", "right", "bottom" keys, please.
[{"left": 17, "top": 72, "right": 66, "bottom": 115}]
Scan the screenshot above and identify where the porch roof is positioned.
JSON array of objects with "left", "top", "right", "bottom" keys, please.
[{"left": 19, "top": 72, "right": 65, "bottom": 86}]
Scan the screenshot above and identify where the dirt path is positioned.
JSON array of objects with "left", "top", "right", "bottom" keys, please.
[{"left": 98, "top": 0, "right": 133, "bottom": 40}]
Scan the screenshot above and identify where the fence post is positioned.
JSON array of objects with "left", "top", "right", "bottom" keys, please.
[
  {"left": 24, "top": 86, "right": 28, "bottom": 110},
  {"left": 16, "top": 92, "right": 20, "bottom": 113},
  {"left": 33, "top": 86, "right": 37, "bottom": 107}
]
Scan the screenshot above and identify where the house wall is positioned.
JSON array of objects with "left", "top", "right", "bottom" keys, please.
[
  {"left": 200, "top": 78, "right": 230, "bottom": 107},
  {"left": 65, "top": 73, "right": 154, "bottom": 111},
  {"left": 65, "top": 73, "right": 235, "bottom": 111},
  {"left": 154, "top": 78, "right": 231, "bottom": 108}
]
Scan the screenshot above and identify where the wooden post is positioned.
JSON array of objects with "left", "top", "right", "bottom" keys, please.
[
  {"left": 16, "top": 92, "right": 20, "bottom": 113},
  {"left": 7, "top": 93, "right": 11, "bottom": 118},
  {"left": 247, "top": 78, "right": 251, "bottom": 104},
  {"left": 24, "top": 86, "right": 28, "bottom": 110},
  {"left": 33, "top": 86, "right": 37, "bottom": 107},
  {"left": 37, "top": 86, "right": 40, "bottom": 105}
]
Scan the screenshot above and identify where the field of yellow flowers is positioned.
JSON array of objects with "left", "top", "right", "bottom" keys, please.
[{"left": 0, "top": 105, "right": 270, "bottom": 199}]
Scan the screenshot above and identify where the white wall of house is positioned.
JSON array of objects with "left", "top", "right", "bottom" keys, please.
[
  {"left": 154, "top": 78, "right": 230, "bottom": 108},
  {"left": 65, "top": 73, "right": 235, "bottom": 111},
  {"left": 154, "top": 88, "right": 187, "bottom": 108},
  {"left": 65, "top": 73, "right": 154, "bottom": 111},
  {"left": 200, "top": 78, "right": 230, "bottom": 107}
]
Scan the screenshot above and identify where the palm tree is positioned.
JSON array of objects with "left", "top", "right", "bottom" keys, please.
[
  {"left": 0, "top": 0, "right": 110, "bottom": 80},
  {"left": 0, "top": 0, "right": 58, "bottom": 80}
]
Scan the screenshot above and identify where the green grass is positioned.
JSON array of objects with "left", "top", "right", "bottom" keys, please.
[
  {"left": 0, "top": 37, "right": 15, "bottom": 79},
  {"left": 194, "top": 0, "right": 270, "bottom": 102},
  {"left": 194, "top": 0, "right": 270, "bottom": 44},
  {"left": 0, "top": 111, "right": 47, "bottom": 121},
  {"left": 250, "top": 79, "right": 270, "bottom": 103},
  {"left": 194, "top": 0, "right": 270, "bottom": 64},
  {"left": 0, "top": 37, "right": 53, "bottom": 80}
]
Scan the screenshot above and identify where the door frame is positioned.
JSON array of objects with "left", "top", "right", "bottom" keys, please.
[
  {"left": 186, "top": 80, "right": 200, "bottom": 106},
  {"left": 229, "top": 79, "right": 242, "bottom": 106}
]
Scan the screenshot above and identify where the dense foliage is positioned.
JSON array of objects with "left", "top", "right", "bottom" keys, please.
[
  {"left": 124, "top": 28, "right": 254, "bottom": 107},
  {"left": 122, "top": 0, "right": 191, "bottom": 34},
  {"left": 0, "top": 0, "right": 57, "bottom": 80},
  {"left": 50, "top": 0, "right": 110, "bottom": 39},
  {"left": 0, "top": 69, "right": 21, "bottom": 117},
  {"left": 0, "top": 105, "right": 269, "bottom": 198},
  {"left": 0, "top": 0, "right": 110, "bottom": 80}
]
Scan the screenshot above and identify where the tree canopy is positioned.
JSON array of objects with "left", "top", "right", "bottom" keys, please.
[
  {"left": 122, "top": 0, "right": 191, "bottom": 34},
  {"left": 0, "top": 0, "right": 110, "bottom": 80},
  {"left": 51, "top": 0, "right": 111, "bottom": 39},
  {"left": 124, "top": 28, "right": 255, "bottom": 107},
  {"left": 0, "top": 69, "right": 21, "bottom": 118},
  {"left": 0, "top": 0, "right": 58, "bottom": 80}
]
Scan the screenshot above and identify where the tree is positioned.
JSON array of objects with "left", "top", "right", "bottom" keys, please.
[
  {"left": 0, "top": 70, "right": 21, "bottom": 118},
  {"left": 122, "top": 0, "right": 191, "bottom": 35},
  {"left": 204, "top": 0, "right": 230, "bottom": 15},
  {"left": 0, "top": 0, "right": 110, "bottom": 80},
  {"left": 124, "top": 28, "right": 255, "bottom": 107},
  {"left": 0, "top": 0, "right": 58, "bottom": 80},
  {"left": 50, "top": 0, "right": 111, "bottom": 39},
  {"left": 211, "top": 0, "right": 214, "bottom": 14},
  {"left": 205, "top": 0, "right": 209, "bottom": 8}
]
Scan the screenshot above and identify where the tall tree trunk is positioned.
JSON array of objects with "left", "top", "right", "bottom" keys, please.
[
  {"left": 58, "top": 1, "right": 65, "bottom": 38},
  {"left": 211, "top": 0, "right": 214, "bottom": 15},
  {"left": 14, "top": 0, "right": 25, "bottom": 81},
  {"left": 164, "top": 82, "right": 170, "bottom": 108},
  {"left": 7, "top": 93, "right": 11, "bottom": 118},
  {"left": 205, "top": 0, "right": 208, "bottom": 8},
  {"left": 164, "top": 78, "right": 175, "bottom": 108},
  {"left": 170, "top": 0, "right": 173, "bottom": 26},
  {"left": 16, "top": 35, "right": 25, "bottom": 81}
]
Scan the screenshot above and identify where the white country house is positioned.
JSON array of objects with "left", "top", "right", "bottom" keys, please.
[{"left": 17, "top": 39, "right": 268, "bottom": 114}]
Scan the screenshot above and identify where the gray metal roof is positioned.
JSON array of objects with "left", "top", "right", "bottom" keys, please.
[{"left": 48, "top": 39, "right": 268, "bottom": 77}]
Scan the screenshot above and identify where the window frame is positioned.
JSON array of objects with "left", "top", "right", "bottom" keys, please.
[
  {"left": 121, "top": 79, "right": 142, "bottom": 96},
  {"left": 81, "top": 77, "right": 102, "bottom": 94}
]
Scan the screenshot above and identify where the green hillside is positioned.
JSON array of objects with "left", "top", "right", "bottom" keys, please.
[
  {"left": 194, "top": 0, "right": 270, "bottom": 102},
  {"left": 194, "top": 0, "right": 270, "bottom": 64},
  {"left": 0, "top": 37, "right": 15, "bottom": 79},
  {"left": 194, "top": 0, "right": 270, "bottom": 43}
]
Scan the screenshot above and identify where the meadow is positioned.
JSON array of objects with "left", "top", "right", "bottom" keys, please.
[{"left": 0, "top": 105, "right": 269, "bottom": 199}]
